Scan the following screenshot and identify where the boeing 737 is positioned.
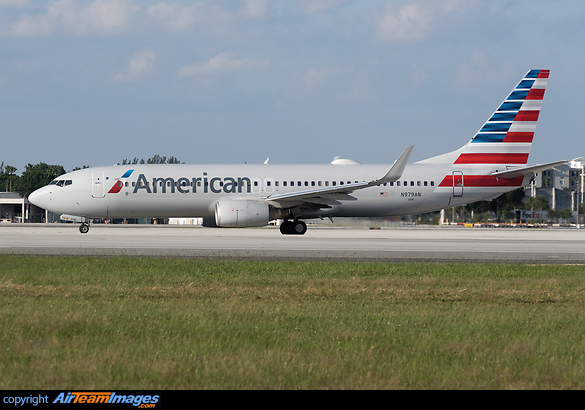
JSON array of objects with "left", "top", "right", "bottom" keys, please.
[{"left": 29, "top": 69, "right": 567, "bottom": 235}]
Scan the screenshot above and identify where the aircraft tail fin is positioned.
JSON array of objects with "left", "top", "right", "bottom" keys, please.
[{"left": 417, "top": 69, "right": 549, "bottom": 166}]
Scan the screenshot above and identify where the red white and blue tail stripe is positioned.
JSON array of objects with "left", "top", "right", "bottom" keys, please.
[{"left": 456, "top": 69, "right": 549, "bottom": 166}]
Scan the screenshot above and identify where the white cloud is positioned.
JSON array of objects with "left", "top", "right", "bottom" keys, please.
[
  {"left": 9, "top": 13, "right": 53, "bottom": 37},
  {"left": 376, "top": 2, "right": 432, "bottom": 42},
  {"left": 8, "top": 0, "right": 137, "bottom": 37},
  {"left": 241, "top": 0, "right": 268, "bottom": 19},
  {"left": 0, "top": 0, "right": 29, "bottom": 8},
  {"left": 458, "top": 51, "right": 488, "bottom": 83},
  {"left": 114, "top": 50, "right": 156, "bottom": 82},
  {"left": 147, "top": 2, "right": 204, "bottom": 31},
  {"left": 303, "top": 68, "right": 333, "bottom": 89},
  {"left": 297, "top": 0, "right": 347, "bottom": 15},
  {"left": 456, "top": 52, "right": 515, "bottom": 88},
  {"left": 376, "top": 0, "right": 479, "bottom": 43},
  {"left": 177, "top": 53, "right": 269, "bottom": 77}
]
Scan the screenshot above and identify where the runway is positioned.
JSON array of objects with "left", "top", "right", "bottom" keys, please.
[{"left": 1, "top": 223, "right": 585, "bottom": 263}]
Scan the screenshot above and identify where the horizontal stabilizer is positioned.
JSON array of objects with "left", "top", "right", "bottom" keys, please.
[{"left": 491, "top": 160, "right": 568, "bottom": 179}]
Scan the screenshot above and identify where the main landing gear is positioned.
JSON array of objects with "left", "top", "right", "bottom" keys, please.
[
  {"left": 280, "top": 219, "right": 307, "bottom": 235},
  {"left": 79, "top": 222, "right": 90, "bottom": 234}
]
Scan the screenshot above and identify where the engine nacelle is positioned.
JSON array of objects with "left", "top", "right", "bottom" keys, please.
[{"left": 215, "top": 200, "right": 271, "bottom": 228}]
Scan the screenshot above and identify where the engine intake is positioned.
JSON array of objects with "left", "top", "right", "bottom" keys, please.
[{"left": 215, "top": 199, "right": 271, "bottom": 228}]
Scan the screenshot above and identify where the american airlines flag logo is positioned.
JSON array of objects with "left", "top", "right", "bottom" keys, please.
[
  {"left": 439, "top": 69, "right": 549, "bottom": 190},
  {"left": 457, "top": 69, "right": 549, "bottom": 166},
  {"left": 108, "top": 169, "right": 134, "bottom": 194}
]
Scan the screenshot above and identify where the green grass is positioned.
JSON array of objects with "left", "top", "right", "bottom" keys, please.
[{"left": 1, "top": 256, "right": 584, "bottom": 389}]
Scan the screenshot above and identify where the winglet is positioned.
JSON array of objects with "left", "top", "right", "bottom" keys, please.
[{"left": 377, "top": 145, "right": 414, "bottom": 183}]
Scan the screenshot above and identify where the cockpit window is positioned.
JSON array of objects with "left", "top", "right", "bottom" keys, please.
[{"left": 50, "top": 179, "right": 72, "bottom": 187}]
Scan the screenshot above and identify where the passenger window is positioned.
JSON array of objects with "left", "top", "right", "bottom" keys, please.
[
  {"left": 424, "top": 181, "right": 428, "bottom": 186},
  {"left": 390, "top": 182, "right": 394, "bottom": 186},
  {"left": 305, "top": 181, "right": 309, "bottom": 186},
  {"left": 397, "top": 181, "right": 401, "bottom": 186},
  {"left": 417, "top": 181, "right": 421, "bottom": 186},
  {"left": 431, "top": 181, "right": 435, "bottom": 186},
  {"left": 325, "top": 181, "right": 329, "bottom": 186},
  {"left": 298, "top": 181, "right": 301, "bottom": 186},
  {"left": 311, "top": 181, "right": 315, "bottom": 186},
  {"left": 410, "top": 181, "right": 414, "bottom": 186}
]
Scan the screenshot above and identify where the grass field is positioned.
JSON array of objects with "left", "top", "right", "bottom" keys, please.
[{"left": 1, "top": 255, "right": 584, "bottom": 389}]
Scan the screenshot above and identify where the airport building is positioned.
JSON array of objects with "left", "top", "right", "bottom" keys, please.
[
  {"left": 0, "top": 192, "right": 49, "bottom": 223},
  {"left": 524, "top": 157, "right": 585, "bottom": 212}
]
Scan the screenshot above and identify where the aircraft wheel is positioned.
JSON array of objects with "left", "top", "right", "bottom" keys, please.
[
  {"left": 293, "top": 220, "right": 307, "bottom": 235},
  {"left": 280, "top": 220, "right": 294, "bottom": 235},
  {"left": 280, "top": 220, "right": 307, "bottom": 235},
  {"left": 79, "top": 223, "right": 90, "bottom": 234}
]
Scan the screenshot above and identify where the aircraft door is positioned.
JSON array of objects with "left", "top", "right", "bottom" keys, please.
[
  {"left": 92, "top": 171, "right": 105, "bottom": 198},
  {"left": 452, "top": 171, "right": 463, "bottom": 197}
]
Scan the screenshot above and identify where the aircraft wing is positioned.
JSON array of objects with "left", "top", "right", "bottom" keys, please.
[
  {"left": 265, "top": 145, "right": 413, "bottom": 208},
  {"left": 491, "top": 160, "right": 568, "bottom": 180}
]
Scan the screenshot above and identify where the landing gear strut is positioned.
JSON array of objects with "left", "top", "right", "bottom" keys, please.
[
  {"left": 79, "top": 222, "right": 90, "bottom": 234},
  {"left": 280, "top": 219, "right": 307, "bottom": 235}
]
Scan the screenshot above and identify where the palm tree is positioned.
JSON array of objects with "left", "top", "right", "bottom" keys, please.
[
  {"left": 4, "top": 165, "right": 17, "bottom": 192},
  {"left": 524, "top": 196, "right": 549, "bottom": 220}
]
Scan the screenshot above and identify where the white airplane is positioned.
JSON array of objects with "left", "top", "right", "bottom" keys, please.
[{"left": 29, "top": 69, "right": 567, "bottom": 235}]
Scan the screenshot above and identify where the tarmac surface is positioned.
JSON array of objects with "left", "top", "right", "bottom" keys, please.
[{"left": 1, "top": 223, "right": 585, "bottom": 263}]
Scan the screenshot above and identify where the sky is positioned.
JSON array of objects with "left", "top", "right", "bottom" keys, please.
[{"left": 1, "top": 0, "right": 584, "bottom": 173}]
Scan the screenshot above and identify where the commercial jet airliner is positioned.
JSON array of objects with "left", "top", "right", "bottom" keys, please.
[{"left": 29, "top": 69, "right": 567, "bottom": 235}]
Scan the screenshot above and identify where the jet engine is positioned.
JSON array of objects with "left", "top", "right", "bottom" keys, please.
[{"left": 215, "top": 199, "right": 271, "bottom": 228}]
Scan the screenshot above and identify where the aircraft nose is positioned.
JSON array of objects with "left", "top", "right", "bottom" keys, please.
[{"left": 28, "top": 186, "right": 51, "bottom": 209}]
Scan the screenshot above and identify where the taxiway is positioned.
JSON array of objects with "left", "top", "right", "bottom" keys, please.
[{"left": 1, "top": 224, "right": 584, "bottom": 263}]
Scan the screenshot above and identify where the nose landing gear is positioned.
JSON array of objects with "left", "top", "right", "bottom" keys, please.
[
  {"left": 279, "top": 219, "right": 307, "bottom": 235},
  {"left": 79, "top": 222, "right": 90, "bottom": 234}
]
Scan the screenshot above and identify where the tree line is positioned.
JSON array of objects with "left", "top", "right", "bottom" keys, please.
[{"left": 0, "top": 155, "right": 182, "bottom": 197}]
